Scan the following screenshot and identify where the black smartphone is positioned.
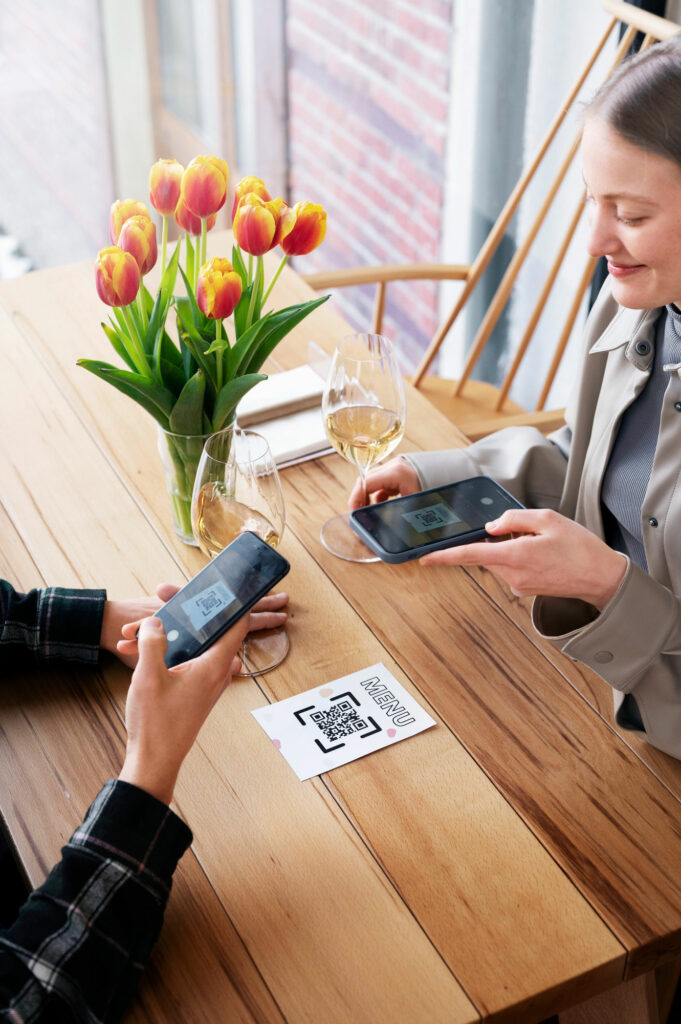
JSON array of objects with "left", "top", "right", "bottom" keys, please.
[
  {"left": 155, "top": 531, "right": 290, "bottom": 667},
  {"left": 349, "top": 476, "right": 524, "bottom": 564}
]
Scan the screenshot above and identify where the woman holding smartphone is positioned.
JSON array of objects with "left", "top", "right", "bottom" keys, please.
[{"left": 350, "top": 34, "right": 681, "bottom": 760}]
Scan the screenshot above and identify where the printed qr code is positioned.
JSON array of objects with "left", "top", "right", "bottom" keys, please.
[{"left": 311, "top": 701, "right": 368, "bottom": 742}]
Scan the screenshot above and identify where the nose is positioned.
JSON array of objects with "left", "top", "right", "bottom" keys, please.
[{"left": 585, "top": 202, "right": 618, "bottom": 259}]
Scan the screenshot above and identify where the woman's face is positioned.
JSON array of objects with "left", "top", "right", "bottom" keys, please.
[{"left": 582, "top": 116, "right": 681, "bottom": 309}]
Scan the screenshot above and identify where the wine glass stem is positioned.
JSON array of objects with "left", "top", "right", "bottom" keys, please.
[{"left": 358, "top": 466, "right": 368, "bottom": 507}]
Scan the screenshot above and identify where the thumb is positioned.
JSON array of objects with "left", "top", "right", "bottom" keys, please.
[{"left": 136, "top": 617, "right": 168, "bottom": 671}]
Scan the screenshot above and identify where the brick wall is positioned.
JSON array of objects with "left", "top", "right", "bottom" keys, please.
[
  {"left": 286, "top": 0, "right": 454, "bottom": 371},
  {"left": 0, "top": 2, "right": 113, "bottom": 270}
]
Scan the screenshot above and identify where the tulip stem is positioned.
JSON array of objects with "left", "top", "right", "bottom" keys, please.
[
  {"left": 246, "top": 256, "right": 262, "bottom": 328},
  {"left": 136, "top": 290, "right": 148, "bottom": 332},
  {"left": 262, "top": 254, "right": 288, "bottom": 307},
  {"left": 161, "top": 216, "right": 168, "bottom": 275},
  {"left": 215, "top": 319, "right": 223, "bottom": 392},
  {"left": 248, "top": 254, "right": 253, "bottom": 284},
  {"left": 201, "top": 219, "right": 207, "bottom": 268},
  {"left": 121, "top": 304, "right": 151, "bottom": 377}
]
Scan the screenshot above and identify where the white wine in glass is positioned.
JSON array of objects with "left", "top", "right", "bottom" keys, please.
[
  {"left": 191, "top": 426, "right": 288, "bottom": 674},
  {"left": 321, "top": 334, "right": 406, "bottom": 561}
]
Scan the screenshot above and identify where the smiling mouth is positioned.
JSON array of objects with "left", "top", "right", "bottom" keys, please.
[{"left": 607, "top": 260, "right": 646, "bottom": 278}]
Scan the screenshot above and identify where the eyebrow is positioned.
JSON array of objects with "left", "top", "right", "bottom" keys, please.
[{"left": 582, "top": 177, "right": 658, "bottom": 205}]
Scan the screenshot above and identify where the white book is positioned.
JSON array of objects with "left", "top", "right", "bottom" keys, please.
[
  {"left": 236, "top": 365, "right": 332, "bottom": 467},
  {"left": 237, "top": 364, "right": 325, "bottom": 426}
]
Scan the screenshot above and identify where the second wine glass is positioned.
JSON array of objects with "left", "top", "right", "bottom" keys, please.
[
  {"left": 321, "top": 333, "right": 406, "bottom": 562},
  {"left": 191, "top": 425, "right": 288, "bottom": 674}
]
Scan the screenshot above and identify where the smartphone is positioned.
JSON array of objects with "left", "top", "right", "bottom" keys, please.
[
  {"left": 155, "top": 531, "right": 290, "bottom": 667},
  {"left": 349, "top": 476, "right": 524, "bottom": 563}
]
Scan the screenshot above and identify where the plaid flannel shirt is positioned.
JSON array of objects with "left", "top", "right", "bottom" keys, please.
[
  {"left": 0, "top": 781, "right": 192, "bottom": 1022},
  {"left": 0, "top": 582, "right": 106, "bottom": 668},
  {"left": 0, "top": 583, "right": 193, "bottom": 1020}
]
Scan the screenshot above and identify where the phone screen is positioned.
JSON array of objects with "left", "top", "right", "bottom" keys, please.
[
  {"left": 157, "top": 532, "right": 289, "bottom": 665},
  {"left": 352, "top": 477, "right": 522, "bottom": 557}
]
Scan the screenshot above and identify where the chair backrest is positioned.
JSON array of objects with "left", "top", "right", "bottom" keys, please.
[{"left": 410, "top": 0, "right": 680, "bottom": 411}]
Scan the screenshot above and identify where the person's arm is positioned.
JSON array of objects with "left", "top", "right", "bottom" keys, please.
[
  {"left": 0, "top": 613, "right": 249, "bottom": 1022},
  {"left": 420, "top": 507, "right": 681, "bottom": 759},
  {"left": 0, "top": 580, "right": 105, "bottom": 668},
  {"left": 348, "top": 425, "right": 571, "bottom": 511},
  {"left": 532, "top": 557, "right": 681, "bottom": 758}
]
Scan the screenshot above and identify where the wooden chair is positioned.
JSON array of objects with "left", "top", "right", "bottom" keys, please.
[{"left": 301, "top": 1, "right": 679, "bottom": 442}]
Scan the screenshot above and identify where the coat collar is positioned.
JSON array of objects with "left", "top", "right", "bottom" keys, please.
[{"left": 589, "top": 303, "right": 662, "bottom": 372}]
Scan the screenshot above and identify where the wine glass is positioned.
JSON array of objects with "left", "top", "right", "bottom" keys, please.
[
  {"left": 321, "top": 333, "right": 406, "bottom": 562},
  {"left": 191, "top": 425, "right": 288, "bottom": 674}
]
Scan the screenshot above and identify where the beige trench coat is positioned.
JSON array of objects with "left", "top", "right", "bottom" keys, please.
[{"left": 406, "top": 280, "right": 681, "bottom": 759}]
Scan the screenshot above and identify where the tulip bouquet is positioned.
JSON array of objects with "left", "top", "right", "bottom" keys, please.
[{"left": 79, "top": 155, "right": 327, "bottom": 542}]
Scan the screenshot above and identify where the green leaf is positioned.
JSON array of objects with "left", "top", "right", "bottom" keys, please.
[
  {"left": 178, "top": 266, "right": 209, "bottom": 332},
  {"left": 101, "top": 322, "right": 137, "bottom": 372},
  {"left": 158, "top": 356, "right": 187, "bottom": 396},
  {"left": 243, "top": 296, "right": 329, "bottom": 375},
  {"left": 228, "top": 313, "right": 273, "bottom": 378},
  {"left": 77, "top": 359, "right": 174, "bottom": 428},
  {"left": 147, "top": 243, "right": 180, "bottom": 356},
  {"left": 212, "top": 373, "right": 267, "bottom": 432},
  {"left": 176, "top": 324, "right": 214, "bottom": 390},
  {"left": 232, "top": 243, "right": 248, "bottom": 289},
  {"left": 169, "top": 368, "right": 206, "bottom": 435}
]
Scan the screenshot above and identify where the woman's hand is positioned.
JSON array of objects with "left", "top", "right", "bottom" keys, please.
[
  {"left": 421, "top": 508, "right": 627, "bottom": 610},
  {"left": 100, "top": 584, "right": 177, "bottom": 668},
  {"left": 118, "top": 614, "right": 249, "bottom": 805},
  {"left": 106, "top": 587, "right": 289, "bottom": 668},
  {"left": 348, "top": 457, "right": 420, "bottom": 510}
]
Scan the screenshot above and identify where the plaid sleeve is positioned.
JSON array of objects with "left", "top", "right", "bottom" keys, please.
[
  {"left": 0, "top": 780, "right": 192, "bottom": 1022},
  {"left": 0, "top": 580, "right": 106, "bottom": 668}
]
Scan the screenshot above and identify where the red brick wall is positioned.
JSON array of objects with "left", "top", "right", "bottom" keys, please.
[
  {"left": 286, "top": 0, "right": 454, "bottom": 370},
  {"left": 0, "top": 2, "right": 113, "bottom": 269}
]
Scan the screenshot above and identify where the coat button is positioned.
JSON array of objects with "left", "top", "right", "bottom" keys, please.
[
  {"left": 595, "top": 651, "right": 614, "bottom": 663},
  {"left": 635, "top": 340, "right": 651, "bottom": 356},
  {"left": 675, "top": 401, "right": 681, "bottom": 412},
  {"left": 648, "top": 517, "right": 659, "bottom": 527}
]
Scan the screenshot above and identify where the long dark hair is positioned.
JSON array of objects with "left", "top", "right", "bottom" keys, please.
[{"left": 585, "top": 34, "right": 681, "bottom": 165}]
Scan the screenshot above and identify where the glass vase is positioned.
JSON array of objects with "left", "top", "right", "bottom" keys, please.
[{"left": 157, "top": 426, "right": 213, "bottom": 545}]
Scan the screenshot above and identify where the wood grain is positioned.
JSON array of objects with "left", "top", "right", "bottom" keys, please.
[{"left": 0, "top": 295, "right": 477, "bottom": 1021}]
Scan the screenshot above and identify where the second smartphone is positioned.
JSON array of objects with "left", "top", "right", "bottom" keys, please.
[
  {"left": 155, "top": 530, "right": 290, "bottom": 667},
  {"left": 349, "top": 476, "right": 524, "bottom": 563}
]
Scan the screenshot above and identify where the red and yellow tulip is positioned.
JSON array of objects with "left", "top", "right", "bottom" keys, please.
[
  {"left": 94, "top": 246, "right": 141, "bottom": 307},
  {"left": 118, "top": 214, "right": 158, "bottom": 276},
  {"left": 180, "top": 155, "right": 229, "bottom": 219},
  {"left": 110, "top": 199, "right": 150, "bottom": 245},
  {"left": 232, "top": 193, "right": 285, "bottom": 256},
  {"left": 149, "top": 158, "right": 184, "bottom": 217},
  {"left": 175, "top": 200, "right": 217, "bottom": 237},
  {"left": 231, "top": 176, "right": 271, "bottom": 221},
  {"left": 197, "top": 257, "right": 243, "bottom": 319},
  {"left": 279, "top": 201, "right": 327, "bottom": 256}
]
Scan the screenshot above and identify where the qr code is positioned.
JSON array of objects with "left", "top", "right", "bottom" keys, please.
[
  {"left": 311, "top": 701, "right": 368, "bottom": 742},
  {"left": 415, "top": 509, "right": 441, "bottom": 527},
  {"left": 196, "top": 588, "right": 221, "bottom": 618}
]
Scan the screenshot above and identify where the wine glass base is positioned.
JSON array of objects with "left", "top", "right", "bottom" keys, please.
[
  {"left": 320, "top": 512, "right": 380, "bottom": 563},
  {"left": 237, "top": 626, "right": 290, "bottom": 676}
]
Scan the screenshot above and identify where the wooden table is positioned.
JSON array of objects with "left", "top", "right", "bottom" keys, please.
[{"left": 2, "top": 232, "right": 681, "bottom": 1024}]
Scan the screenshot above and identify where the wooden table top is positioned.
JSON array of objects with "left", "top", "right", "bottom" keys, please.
[{"left": 2, "top": 232, "right": 681, "bottom": 1023}]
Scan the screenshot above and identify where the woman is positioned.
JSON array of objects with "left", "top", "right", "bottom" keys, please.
[{"left": 351, "top": 35, "right": 681, "bottom": 759}]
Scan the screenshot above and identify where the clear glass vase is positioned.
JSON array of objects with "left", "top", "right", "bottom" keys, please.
[{"left": 157, "top": 426, "right": 212, "bottom": 545}]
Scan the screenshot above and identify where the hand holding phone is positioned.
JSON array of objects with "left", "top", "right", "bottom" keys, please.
[
  {"left": 154, "top": 531, "right": 290, "bottom": 666},
  {"left": 349, "top": 476, "right": 524, "bottom": 563}
]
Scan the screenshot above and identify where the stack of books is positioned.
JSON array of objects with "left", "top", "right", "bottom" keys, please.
[{"left": 236, "top": 364, "right": 332, "bottom": 468}]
